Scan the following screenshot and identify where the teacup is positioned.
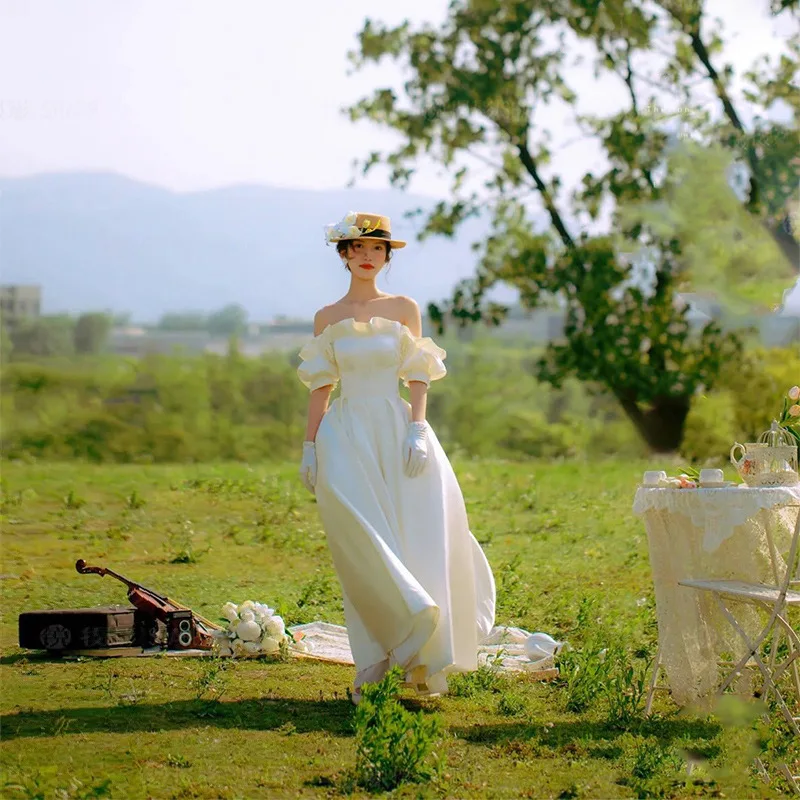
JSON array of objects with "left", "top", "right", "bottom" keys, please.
[
  {"left": 642, "top": 470, "right": 667, "bottom": 486},
  {"left": 699, "top": 468, "right": 724, "bottom": 486}
]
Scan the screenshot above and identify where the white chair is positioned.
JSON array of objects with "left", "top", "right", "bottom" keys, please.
[{"left": 679, "top": 503, "right": 800, "bottom": 792}]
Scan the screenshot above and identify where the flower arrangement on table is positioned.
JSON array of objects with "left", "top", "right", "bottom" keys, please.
[
  {"left": 778, "top": 385, "right": 800, "bottom": 450},
  {"left": 212, "top": 601, "right": 309, "bottom": 659}
]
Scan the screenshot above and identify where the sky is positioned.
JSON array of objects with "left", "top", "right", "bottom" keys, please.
[
  {"left": 0, "top": 0, "right": 793, "bottom": 195},
  {"left": 0, "top": 0, "right": 797, "bottom": 306}
]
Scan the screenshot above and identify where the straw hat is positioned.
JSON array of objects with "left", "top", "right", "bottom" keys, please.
[{"left": 324, "top": 211, "right": 407, "bottom": 249}]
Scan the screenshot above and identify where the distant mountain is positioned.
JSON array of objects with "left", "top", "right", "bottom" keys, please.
[{"left": 0, "top": 172, "right": 513, "bottom": 323}]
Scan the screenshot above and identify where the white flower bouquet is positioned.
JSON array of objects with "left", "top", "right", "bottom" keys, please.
[{"left": 212, "top": 600, "right": 307, "bottom": 659}]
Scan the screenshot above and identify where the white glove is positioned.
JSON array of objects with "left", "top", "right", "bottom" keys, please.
[
  {"left": 403, "top": 421, "right": 429, "bottom": 478},
  {"left": 300, "top": 441, "right": 317, "bottom": 493}
]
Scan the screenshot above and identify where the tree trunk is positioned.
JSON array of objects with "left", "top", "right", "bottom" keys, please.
[{"left": 614, "top": 392, "right": 691, "bottom": 453}]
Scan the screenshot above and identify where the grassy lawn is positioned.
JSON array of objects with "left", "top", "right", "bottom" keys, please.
[{"left": 0, "top": 459, "right": 795, "bottom": 799}]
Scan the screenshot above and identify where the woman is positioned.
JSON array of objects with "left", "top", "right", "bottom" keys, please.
[{"left": 297, "top": 211, "right": 496, "bottom": 704}]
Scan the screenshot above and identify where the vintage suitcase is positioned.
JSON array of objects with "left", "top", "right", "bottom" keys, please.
[{"left": 18, "top": 605, "right": 160, "bottom": 651}]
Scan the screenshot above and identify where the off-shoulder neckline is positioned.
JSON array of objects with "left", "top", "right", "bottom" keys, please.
[{"left": 313, "top": 315, "right": 413, "bottom": 341}]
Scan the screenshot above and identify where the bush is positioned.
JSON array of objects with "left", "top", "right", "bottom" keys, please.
[
  {"left": 680, "top": 344, "right": 800, "bottom": 463},
  {"left": 2, "top": 341, "right": 797, "bottom": 463},
  {"left": 680, "top": 391, "right": 737, "bottom": 464},
  {"left": 499, "top": 409, "right": 582, "bottom": 458}
]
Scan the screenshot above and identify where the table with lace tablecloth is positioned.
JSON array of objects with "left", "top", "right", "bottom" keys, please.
[{"left": 633, "top": 484, "right": 800, "bottom": 707}]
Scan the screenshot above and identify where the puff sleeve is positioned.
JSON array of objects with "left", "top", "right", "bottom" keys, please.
[
  {"left": 398, "top": 329, "right": 447, "bottom": 387},
  {"left": 297, "top": 333, "right": 339, "bottom": 391}
]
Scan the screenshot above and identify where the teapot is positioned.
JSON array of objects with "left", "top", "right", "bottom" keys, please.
[{"left": 730, "top": 422, "right": 799, "bottom": 487}]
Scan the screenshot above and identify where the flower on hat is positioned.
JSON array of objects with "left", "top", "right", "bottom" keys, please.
[{"left": 325, "top": 211, "right": 381, "bottom": 245}]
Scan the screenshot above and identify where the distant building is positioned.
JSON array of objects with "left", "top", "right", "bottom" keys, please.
[{"left": 0, "top": 285, "right": 41, "bottom": 323}]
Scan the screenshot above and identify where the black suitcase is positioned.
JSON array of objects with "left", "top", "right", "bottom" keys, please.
[{"left": 18, "top": 605, "right": 156, "bottom": 651}]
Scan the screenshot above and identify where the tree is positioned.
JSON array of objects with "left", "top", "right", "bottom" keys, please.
[
  {"left": 74, "top": 312, "right": 112, "bottom": 354},
  {"left": 346, "top": 0, "right": 798, "bottom": 451},
  {"left": 0, "top": 317, "right": 12, "bottom": 364},
  {"left": 207, "top": 304, "right": 248, "bottom": 337},
  {"left": 112, "top": 311, "right": 133, "bottom": 328},
  {"left": 9, "top": 315, "right": 76, "bottom": 357},
  {"left": 619, "top": 140, "right": 797, "bottom": 313},
  {"left": 157, "top": 312, "right": 209, "bottom": 331}
]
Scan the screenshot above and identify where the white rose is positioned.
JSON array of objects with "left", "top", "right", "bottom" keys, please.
[
  {"left": 216, "top": 642, "right": 233, "bottom": 657},
  {"left": 240, "top": 601, "right": 256, "bottom": 612},
  {"left": 243, "top": 641, "right": 262, "bottom": 656},
  {"left": 265, "top": 616, "right": 285, "bottom": 639},
  {"left": 232, "top": 639, "right": 247, "bottom": 657},
  {"left": 343, "top": 211, "right": 357, "bottom": 225},
  {"left": 346, "top": 225, "right": 361, "bottom": 238},
  {"left": 260, "top": 637, "right": 280, "bottom": 654},
  {"left": 221, "top": 602, "right": 239, "bottom": 622},
  {"left": 789, "top": 386, "right": 800, "bottom": 401},
  {"left": 236, "top": 619, "right": 262, "bottom": 642}
]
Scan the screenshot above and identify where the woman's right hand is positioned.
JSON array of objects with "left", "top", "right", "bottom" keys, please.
[{"left": 300, "top": 441, "right": 317, "bottom": 494}]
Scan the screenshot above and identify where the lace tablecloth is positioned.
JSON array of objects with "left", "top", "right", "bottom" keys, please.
[{"left": 633, "top": 485, "right": 800, "bottom": 706}]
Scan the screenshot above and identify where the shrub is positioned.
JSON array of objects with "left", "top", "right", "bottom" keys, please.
[
  {"left": 352, "top": 667, "right": 444, "bottom": 792},
  {"left": 680, "top": 391, "right": 737, "bottom": 464}
]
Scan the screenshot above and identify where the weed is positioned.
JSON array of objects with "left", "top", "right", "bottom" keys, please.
[
  {"left": 167, "top": 518, "right": 210, "bottom": 563},
  {"left": 277, "top": 721, "right": 297, "bottom": 736},
  {"left": 63, "top": 489, "right": 86, "bottom": 509},
  {"left": 292, "top": 571, "right": 339, "bottom": 623},
  {"left": 448, "top": 664, "right": 507, "bottom": 697},
  {"left": 105, "top": 523, "right": 132, "bottom": 541},
  {"left": 556, "top": 644, "right": 613, "bottom": 713},
  {"left": 351, "top": 666, "right": 444, "bottom": 792},
  {"left": 495, "top": 553, "right": 532, "bottom": 620},
  {"left": 606, "top": 652, "right": 652, "bottom": 729},
  {"left": 0, "top": 484, "right": 30, "bottom": 512},
  {"left": 192, "top": 656, "right": 230, "bottom": 701},
  {"left": 125, "top": 489, "right": 146, "bottom": 509},
  {"left": 497, "top": 691, "right": 527, "bottom": 717},
  {"left": 4, "top": 773, "right": 113, "bottom": 800},
  {"left": 618, "top": 736, "right": 685, "bottom": 799},
  {"left": 118, "top": 679, "right": 147, "bottom": 706},
  {"left": 91, "top": 670, "right": 119, "bottom": 703}
]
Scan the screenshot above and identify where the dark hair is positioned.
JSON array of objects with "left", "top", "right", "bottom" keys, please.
[{"left": 336, "top": 240, "right": 393, "bottom": 272}]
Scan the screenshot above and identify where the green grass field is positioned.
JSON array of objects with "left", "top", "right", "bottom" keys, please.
[{"left": 0, "top": 459, "right": 796, "bottom": 799}]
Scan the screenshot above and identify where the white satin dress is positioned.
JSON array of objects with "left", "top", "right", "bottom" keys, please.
[{"left": 297, "top": 316, "right": 496, "bottom": 695}]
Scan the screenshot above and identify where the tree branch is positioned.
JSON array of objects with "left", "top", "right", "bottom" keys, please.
[
  {"left": 683, "top": 14, "right": 800, "bottom": 270},
  {"left": 517, "top": 141, "right": 575, "bottom": 249}
]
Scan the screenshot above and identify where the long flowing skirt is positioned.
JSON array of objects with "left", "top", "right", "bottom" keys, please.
[{"left": 314, "top": 393, "right": 496, "bottom": 694}]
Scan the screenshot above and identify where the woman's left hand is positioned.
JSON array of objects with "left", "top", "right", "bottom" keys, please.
[{"left": 403, "top": 421, "right": 428, "bottom": 478}]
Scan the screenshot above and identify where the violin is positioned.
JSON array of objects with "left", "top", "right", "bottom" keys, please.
[{"left": 75, "top": 559, "right": 220, "bottom": 649}]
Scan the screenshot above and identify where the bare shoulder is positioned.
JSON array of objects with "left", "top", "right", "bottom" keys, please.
[
  {"left": 393, "top": 295, "right": 422, "bottom": 336},
  {"left": 313, "top": 304, "right": 340, "bottom": 336}
]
